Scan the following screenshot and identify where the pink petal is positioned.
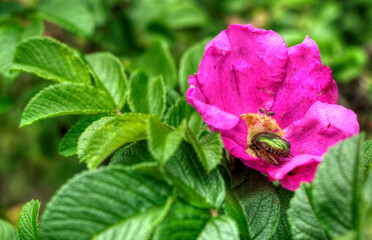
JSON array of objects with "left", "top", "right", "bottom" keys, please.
[
  {"left": 271, "top": 36, "right": 338, "bottom": 129},
  {"left": 194, "top": 24, "right": 288, "bottom": 117},
  {"left": 284, "top": 101, "right": 359, "bottom": 157}
]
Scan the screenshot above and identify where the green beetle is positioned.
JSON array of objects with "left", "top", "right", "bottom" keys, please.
[{"left": 249, "top": 132, "right": 292, "bottom": 166}]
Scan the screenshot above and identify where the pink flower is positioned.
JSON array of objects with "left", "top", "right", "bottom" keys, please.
[{"left": 186, "top": 24, "right": 359, "bottom": 191}]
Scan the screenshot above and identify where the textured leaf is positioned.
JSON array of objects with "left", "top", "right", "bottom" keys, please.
[
  {"left": 312, "top": 135, "right": 364, "bottom": 238},
  {"left": 0, "top": 219, "right": 18, "bottom": 240},
  {"left": 271, "top": 187, "right": 293, "bottom": 240},
  {"left": 187, "top": 130, "right": 224, "bottom": 172},
  {"left": 179, "top": 38, "right": 209, "bottom": 94},
  {"left": 110, "top": 140, "right": 155, "bottom": 166},
  {"left": 166, "top": 97, "right": 203, "bottom": 137},
  {"left": 197, "top": 216, "right": 240, "bottom": 240},
  {"left": 37, "top": 0, "right": 95, "bottom": 37},
  {"left": 86, "top": 52, "right": 128, "bottom": 109},
  {"left": 12, "top": 37, "right": 91, "bottom": 84},
  {"left": 17, "top": 200, "right": 41, "bottom": 240},
  {"left": 59, "top": 116, "right": 103, "bottom": 157},
  {"left": 128, "top": 70, "right": 166, "bottom": 118},
  {"left": 20, "top": 83, "right": 115, "bottom": 127},
  {"left": 154, "top": 201, "right": 239, "bottom": 240},
  {"left": 139, "top": 40, "right": 177, "bottom": 88},
  {"left": 39, "top": 166, "right": 172, "bottom": 240},
  {"left": 364, "top": 140, "right": 372, "bottom": 173},
  {"left": 164, "top": 141, "right": 225, "bottom": 209},
  {"left": 287, "top": 183, "right": 328, "bottom": 240},
  {"left": 225, "top": 169, "right": 280, "bottom": 240},
  {"left": 147, "top": 117, "right": 187, "bottom": 164},
  {"left": 78, "top": 113, "right": 150, "bottom": 169}
]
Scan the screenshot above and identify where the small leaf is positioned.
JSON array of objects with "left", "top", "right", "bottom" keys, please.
[
  {"left": 147, "top": 117, "right": 187, "bottom": 164},
  {"left": 17, "top": 200, "right": 41, "bottom": 240},
  {"left": 225, "top": 169, "right": 280, "bottom": 240},
  {"left": 20, "top": 83, "right": 115, "bottom": 127},
  {"left": 39, "top": 166, "right": 172, "bottom": 240},
  {"left": 78, "top": 113, "right": 150, "bottom": 169},
  {"left": 312, "top": 135, "right": 364, "bottom": 238},
  {"left": 187, "top": 130, "right": 224, "bottom": 172},
  {"left": 0, "top": 23, "right": 22, "bottom": 79},
  {"left": 271, "top": 187, "right": 294, "bottom": 240},
  {"left": 110, "top": 140, "right": 155, "bottom": 166},
  {"left": 364, "top": 140, "right": 372, "bottom": 173},
  {"left": 12, "top": 37, "right": 91, "bottom": 84},
  {"left": 0, "top": 219, "right": 18, "bottom": 240},
  {"left": 139, "top": 40, "right": 177, "bottom": 89},
  {"left": 59, "top": 116, "right": 103, "bottom": 157},
  {"left": 86, "top": 52, "right": 128, "bottom": 109},
  {"left": 287, "top": 183, "right": 328, "bottom": 240},
  {"left": 128, "top": 70, "right": 166, "bottom": 118},
  {"left": 37, "top": 0, "right": 95, "bottom": 37},
  {"left": 154, "top": 201, "right": 239, "bottom": 240},
  {"left": 164, "top": 141, "right": 225, "bottom": 209},
  {"left": 179, "top": 38, "right": 209, "bottom": 94}
]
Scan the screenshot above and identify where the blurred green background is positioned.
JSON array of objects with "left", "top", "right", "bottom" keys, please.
[{"left": 1, "top": 0, "right": 371, "bottom": 224}]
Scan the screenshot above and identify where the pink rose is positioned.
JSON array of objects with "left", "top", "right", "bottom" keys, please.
[{"left": 186, "top": 24, "right": 359, "bottom": 191}]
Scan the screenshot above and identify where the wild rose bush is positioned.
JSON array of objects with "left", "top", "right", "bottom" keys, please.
[{"left": 1, "top": 21, "right": 371, "bottom": 240}]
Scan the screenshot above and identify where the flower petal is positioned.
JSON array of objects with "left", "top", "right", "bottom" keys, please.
[
  {"left": 193, "top": 24, "right": 288, "bottom": 117},
  {"left": 284, "top": 101, "right": 359, "bottom": 157},
  {"left": 271, "top": 36, "right": 338, "bottom": 129}
]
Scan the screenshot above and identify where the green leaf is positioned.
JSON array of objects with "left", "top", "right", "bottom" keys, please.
[
  {"left": 0, "top": 2, "right": 24, "bottom": 22},
  {"left": 153, "top": 201, "right": 239, "bottom": 240},
  {"left": 110, "top": 140, "right": 155, "bottom": 166},
  {"left": 147, "top": 117, "right": 187, "bottom": 164},
  {"left": 0, "top": 23, "right": 22, "bottom": 79},
  {"left": 312, "top": 135, "right": 364, "bottom": 238},
  {"left": 21, "top": 20, "right": 44, "bottom": 40},
  {"left": 37, "top": 0, "right": 95, "bottom": 37},
  {"left": 287, "top": 183, "right": 328, "bottom": 240},
  {"left": 0, "top": 219, "right": 18, "bottom": 240},
  {"left": 187, "top": 130, "right": 224, "bottom": 172},
  {"left": 364, "top": 140, "right": 372, "bottom": 173},
  {"left": 78, "top": 113, "right": 150, "bottom": 169},
  {"left": 20, "top": 83, "right": 115, "bottom": 127},
  {"left": 139, "top": 40, "right": 177, "bottom": 89},
  {"left": 179, "top": 38, "right": 209, "bottom": 94},
  {"left": 17, "top": 200, "right": 41, "bottom": 240},
  {"left": 271, "top": 187, "right": 293, "bottom": 240},
  {"left": 59, "top": 116, "right": 103, "bottom": 157},
  {"left": 86, "top": 52, "right": 128, "bottom": 109},
  {"left": 164, "top": 141, "right": 225, "bottom": 209},
  {"left": 225, "top": 169, "right": 280, "bottom": 240},
  {"left": 12, "top": 37, "right": 91, "bottom": 84},
  {"left": 39, "top": 166, "right": 172, "bottom": 240},
  {"left": 128, "top": 70, "right": 166, "bottom": 118},
  {"left": 165, "top": 97, "right": 202, "bottom": 137}
]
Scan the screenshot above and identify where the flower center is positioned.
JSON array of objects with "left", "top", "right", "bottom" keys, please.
[{"left": 240, "top": 112, "right": 284, "bottom": 157}]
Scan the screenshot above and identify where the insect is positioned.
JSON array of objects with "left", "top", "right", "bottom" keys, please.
[{"left": 249, "top": 132, "right": 292, "bottom": 166}]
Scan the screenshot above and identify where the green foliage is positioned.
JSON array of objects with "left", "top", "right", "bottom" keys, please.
[
  {"left": 271, "top": 188, "right": 294, "bottom": 240},
  {"left": 12, "top": 37, "right": 91, "bottom": 84},
  {"left": 179, "top": 38, "right": 209, "bottom": 94},
  {"left": 288, "top": 135, "right": 369, "bottom": 239},
  {"left": 78, "top": 114, "right": 150, "bottom": 169},
  {"left": 39, "top": 166, "right": 172, "bottom": 240},
  {"left": 58, "top": 116, "right": 103, "bottom": 157},
  {"left": 17, "top": 200, "right": 41, "bottom": 240},
  {"left": 0, "top": 96, "right": 13, "bottom": 114},
  {"left": 224, "top": 169, "right": 280, "bottom": 240},
  {"left": 110, "top": 141, "right": 155, "bottom": 166},
  {"left": 86, "top": 52, "right": 128, "bottom": 109},
  {"left": 0, "top": 219, "right": 18, "bottom": 240},
  {"left": 20, "top": 83, "right": 115, "bottom": 127},
  {"left": 364, "top": 140, "right": 372, "bottom": 173},
  {"left": 138, "top": 40, "right": 177, "bottom": 89},
  {"left": 164, "top": 141, "right": 226, "bottom": 209},
  {"left": 147, "top": 117, "right": 187, "bottom": 164},
  {"left": 153, "top": 201, "right": 239, "bottom": 240},
  {"left": 128, "top": 70, "right": 166, "bottom": 118},
  {"left": 37, "top": 0, "right": 95, "bottom": 37}
]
